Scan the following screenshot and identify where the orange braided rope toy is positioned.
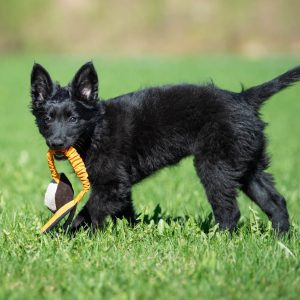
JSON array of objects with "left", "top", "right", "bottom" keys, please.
[{"left": 41, "top": 146, "right": 90, "bottom": 233}]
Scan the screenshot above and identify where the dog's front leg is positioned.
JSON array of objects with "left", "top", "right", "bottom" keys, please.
[{"left": 71, "top": 181, "right": 133, "bottom": 232}]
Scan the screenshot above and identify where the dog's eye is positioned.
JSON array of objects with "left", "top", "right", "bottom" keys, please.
[
  {"left": 43, "top": 116, "right": 52, "bottom": 123},
  {"left": 69, "top": 116, "right": 78, "bottom": 123}
]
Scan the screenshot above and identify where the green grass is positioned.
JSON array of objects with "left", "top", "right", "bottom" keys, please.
[{"left": 1, "top": 55, "right": 300, "bottom": 300}]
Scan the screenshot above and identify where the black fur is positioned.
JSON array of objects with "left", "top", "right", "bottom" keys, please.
[{"left": 31, "top": 62, "right": 300, "bottom": 233}]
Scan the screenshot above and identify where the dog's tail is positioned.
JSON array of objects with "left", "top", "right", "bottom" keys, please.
[{"left": 242, "top": 66, "right": 300, "bottom": 109}]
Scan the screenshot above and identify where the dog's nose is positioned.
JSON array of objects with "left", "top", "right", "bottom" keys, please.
[{"left": 48, "top": 139, "right": 65, "bottom": 150}]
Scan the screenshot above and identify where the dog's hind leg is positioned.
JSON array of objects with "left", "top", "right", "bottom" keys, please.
[
  {"left": 242, "top": 171, "right": 289, "bottom": 233},
  {"left": 194, "top": 157, "right": 241, "bottom": 231}
]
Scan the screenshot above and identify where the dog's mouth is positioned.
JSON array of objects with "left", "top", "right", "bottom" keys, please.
[{"left": 53, "top": 150, "right": 68, "bottom": 161}]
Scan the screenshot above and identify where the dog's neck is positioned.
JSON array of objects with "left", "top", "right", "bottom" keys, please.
[{"left": 74, "top": 132, "right": 93, "bottom": 160}]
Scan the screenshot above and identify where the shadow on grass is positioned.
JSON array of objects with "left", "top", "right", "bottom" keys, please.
[
  {"left": 136, "top": 204, "right": 215, "bottom": 234},
  {"left": 136, "top": 204, "right": 281, "bottom": 237},
  {"left": 44, "top": 203, "right": 216, "bottom": 236},
  {"left": 44, "top": 204, "right": 281, "bottom": 238}
]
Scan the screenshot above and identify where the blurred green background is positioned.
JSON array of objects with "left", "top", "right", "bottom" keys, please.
[
  {"left": 1, "top": 1, "right": 300, "bottom": 299},
  {"left": 0, "top": 0, "right": 299, "bottom": 56}
]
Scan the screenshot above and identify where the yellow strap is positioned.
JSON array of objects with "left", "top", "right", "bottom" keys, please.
[
  {"left": 47, "top": 146, "right": 90, "bottom": 191},
  {"left": 40, "top": 200, "right": 77, "bottom": 233},
  {"left": 41, "top": 147, "right": 90, "bottom": 233},
  {"left": 64, "top": 147, "right": 90, "bottom": 192},
  {"left": 47, "top": 150, "right": 60, "bottom": 183}
]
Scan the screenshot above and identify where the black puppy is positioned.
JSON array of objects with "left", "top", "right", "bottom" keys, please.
[{"left": 31, "top": 62, "right": 300, "bottom": 233}]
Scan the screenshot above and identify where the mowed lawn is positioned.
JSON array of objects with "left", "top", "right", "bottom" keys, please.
[{"left": 0, "top": 55, "right": 300, "bottom": 300}]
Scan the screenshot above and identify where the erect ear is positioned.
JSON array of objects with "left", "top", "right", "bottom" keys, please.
[
  {"left": 71, "top": 62, "right": 98, "bottom": 102},
  {"left": 31, "top": 63, "right": 53, "bottom": 103}
]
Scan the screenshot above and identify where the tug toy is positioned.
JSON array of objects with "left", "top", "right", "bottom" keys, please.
[{"left": 41, "top": 147, "right": 90, "bottom": 233}]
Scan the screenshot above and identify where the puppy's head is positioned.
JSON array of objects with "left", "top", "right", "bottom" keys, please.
[{"left": 31, "top": 62, "right": 101, "bottom": 159}]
